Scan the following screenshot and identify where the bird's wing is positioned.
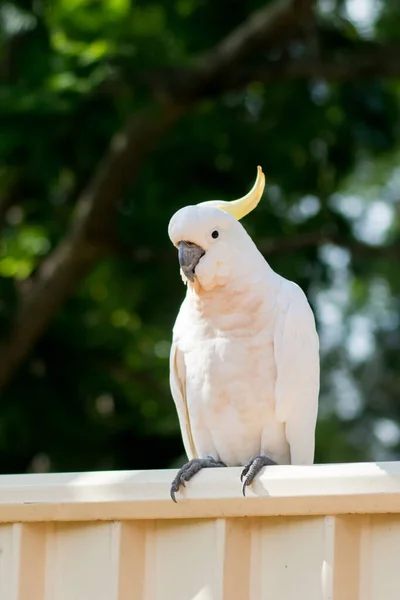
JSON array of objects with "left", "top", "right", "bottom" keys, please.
[
  {"left": 169, "top": 341, "right": 198, "bottom": 461},
  {"left": 273, "top": 280, "right": 320, "bottom": 465}
]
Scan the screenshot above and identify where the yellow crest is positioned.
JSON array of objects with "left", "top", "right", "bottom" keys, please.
[{"left": 198, "top": 166, "right": 265, "bottom": 220}]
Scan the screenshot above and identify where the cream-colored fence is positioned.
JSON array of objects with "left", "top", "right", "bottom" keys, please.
[{"left": 0, "top": 462, "right": 400, "bottom": 599}]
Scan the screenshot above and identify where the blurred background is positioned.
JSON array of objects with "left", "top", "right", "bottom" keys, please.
[{"left": 1, "top": 0, "right": 400, "bottom": 475}]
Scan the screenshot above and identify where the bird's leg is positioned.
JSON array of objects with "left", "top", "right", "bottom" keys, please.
[
  {"left": 241, "top": 455, "right": 277, "bottom": 496},
  {"left": 170, "top": 456, "right": 226, "bottom": 502}
]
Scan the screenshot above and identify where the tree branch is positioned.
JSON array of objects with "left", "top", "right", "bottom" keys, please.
[
  {"left": 0, "top": 0, "right": 311, "bottom": 391},
  {"left": 149, "top": 0, "right": 315, "bottom": 100},
  {"left": 143, "top": 42, "right": 400, "bottom": 99},
  {"left": 226, "top": 45, "right": 400, "bottom": 89}
]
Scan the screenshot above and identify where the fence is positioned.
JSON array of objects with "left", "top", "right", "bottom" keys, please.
[{"left": 0, "top": 461, "right": 399, "bottom": 599}]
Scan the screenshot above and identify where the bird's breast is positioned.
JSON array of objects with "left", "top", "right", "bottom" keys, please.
[{"left": 184, "top": 332, "right": 276, "bottom": 417}]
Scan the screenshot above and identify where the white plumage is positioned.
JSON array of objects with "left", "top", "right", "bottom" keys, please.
[{"left": 168, "top": 167, "right": 319, "bottom": 495}]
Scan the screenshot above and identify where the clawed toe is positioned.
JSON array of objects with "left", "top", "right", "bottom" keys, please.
[
  {"left": 241, "top": 455, "right": 277, "bottom": 496},
  {"left": 170, "top": 456, "right": 226, "bottom": 502}
]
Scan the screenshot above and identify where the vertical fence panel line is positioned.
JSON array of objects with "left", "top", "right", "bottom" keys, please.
[
  {"left": 218, "top": 518, "right": 252, "bottom": 600},
  {"left": 358, "top": 516, "right": 372, "bottom": 600},
  {"left": 0, "top": 524, "right": 22, "bottom": 600},
  {"left": 330, "top": 516, "right": 362, "bottom": 600},
  {"left": 17, "top": 524, "right": 46, "bottom": 600},
  {"left": 321, "top": 516, "right": 335, "bottom": 600},
  {"left": 44, "top": 522, "right": 56, "bottom": 600},
  {"left": 143, "top": 521, "right": 157, "bottom": 600},
  {"left": 114, "top": 521, "right": 147, "bottom": 600}
]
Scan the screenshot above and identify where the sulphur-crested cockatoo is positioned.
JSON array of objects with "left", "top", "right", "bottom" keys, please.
[{"left": 168, "top": 167, "right": 319, "bottom": 501}]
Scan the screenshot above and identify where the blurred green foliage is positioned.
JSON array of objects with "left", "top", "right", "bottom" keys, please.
[{"left": 1, "top": 0, "right": 400, "bottom": 474}]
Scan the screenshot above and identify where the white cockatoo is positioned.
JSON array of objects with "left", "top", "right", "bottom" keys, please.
[{"left": 168, "top": 167, "right": 319, "bottom": 501}]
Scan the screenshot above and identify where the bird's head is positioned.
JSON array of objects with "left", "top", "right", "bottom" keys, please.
[{"left": 168, "top": 166, "right": 265, "bottom": 291}]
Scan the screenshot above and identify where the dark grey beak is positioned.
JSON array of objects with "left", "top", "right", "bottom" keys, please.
[{"left": 178, "top": 241, "right": 205, "bottom": 282}]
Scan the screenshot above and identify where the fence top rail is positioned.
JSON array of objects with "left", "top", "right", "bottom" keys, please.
[{"left": 0, "top": 462, "right": 398, "bottom": 522}]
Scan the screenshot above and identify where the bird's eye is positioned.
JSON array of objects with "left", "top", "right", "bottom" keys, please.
[{"left": 211, "top": 230, "right": 219, "bottom": 239}]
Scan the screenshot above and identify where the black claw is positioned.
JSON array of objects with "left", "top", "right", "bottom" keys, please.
[
  {"left": 170, "top": 475, "right": 183, "bottom": 502},
  {"left": 170, "top": 457, "right": 227, "bottom": 502},
  {"left": 241, "top": 455, "right": 277, "bottom": 496},
  {"left": 240, "top": 462, "right": 251, "bottom": 483}
]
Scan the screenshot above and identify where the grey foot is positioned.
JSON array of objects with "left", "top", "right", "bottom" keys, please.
[
  {"left": 170, "top": 456, "right": 226, "bottom": 502},
  {"left": 240, "top": 455, "right": 277, "bottom": 496}
]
